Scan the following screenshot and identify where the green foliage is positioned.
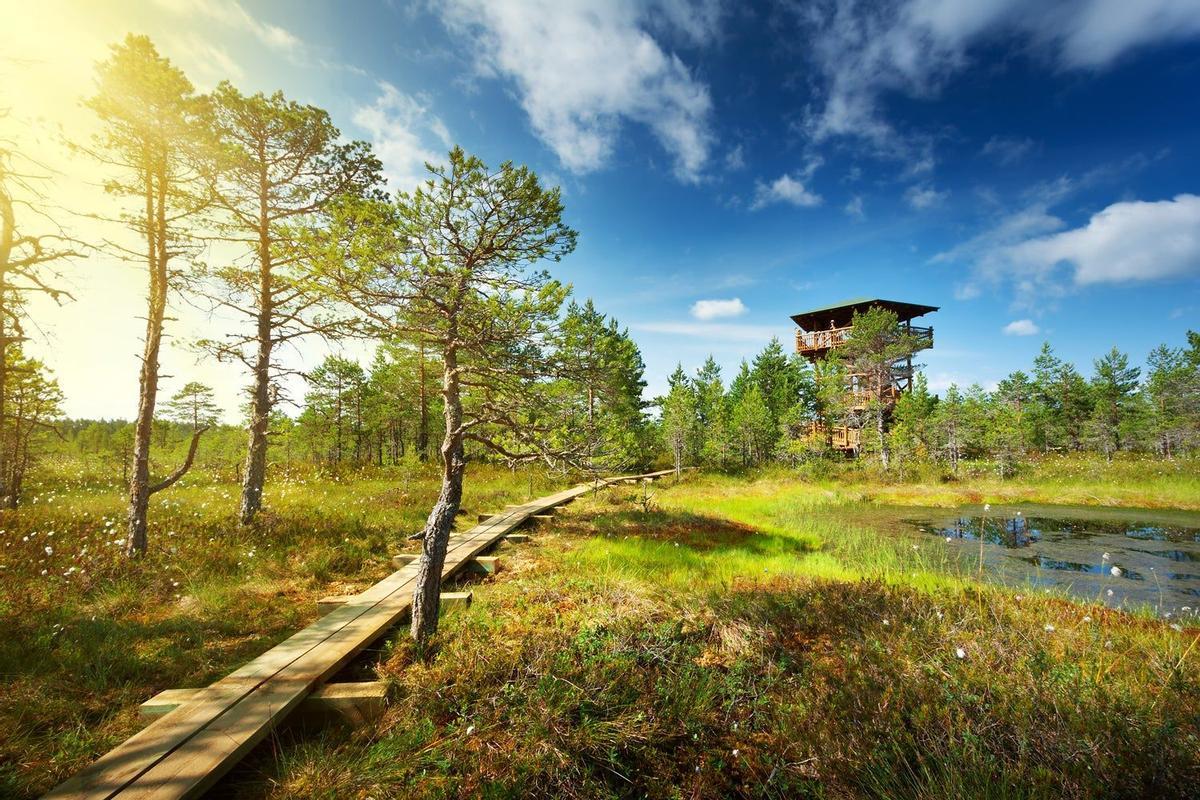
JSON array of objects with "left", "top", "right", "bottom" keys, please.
[
  {"left": 554, "top": 299, "right": 650, "bottom": 473},
  {"left": 160, "top": 382, "right": 221, "bottom": 430},
  {"left": 659, "top": 364, "right": 698, "bottom": 474}
]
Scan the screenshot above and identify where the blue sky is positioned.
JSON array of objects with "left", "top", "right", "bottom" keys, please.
[{"left": 6, "top": 0, "right": 1200, "bottom": 415}]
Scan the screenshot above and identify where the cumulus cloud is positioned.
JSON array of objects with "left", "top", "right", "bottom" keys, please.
[
  {"left": 792, "top": 0, "right": 1200, "bottom": 166},
  {"left": 690, "top": 298, "right": 747, "bottom": 320},
  {"left": 1003, "top": 319, "right": 1040, "bottom": 336},
  {"left": 438, "top": 0, "right": 716, "bottom": 182},
  {"left": 941, "top": 193, "right": 1200, "bottom": 305},
  {"left": 1008, "top": 194, "right": 1200, "bottom": 285},
  {"left": 905, "top": 184, "right": 948, "bottom": 209},
  {"left": 751, "top": 174, "right": 823, "bottom": 210},
  {"left": 353, "top": 83, "right": 453, "bottom": 192}
]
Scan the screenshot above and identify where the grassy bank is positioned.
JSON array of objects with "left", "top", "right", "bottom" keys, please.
[
  {"left": 794, "top": 452, "right": 1200, "bottom": 510},
  {"left": 2, "top": 459, "right": 1197, "bottom": 799}
]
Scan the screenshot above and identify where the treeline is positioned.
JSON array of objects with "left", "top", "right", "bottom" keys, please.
[{"left": 661, "top": 323, "right": 1200, "bottom": 475}]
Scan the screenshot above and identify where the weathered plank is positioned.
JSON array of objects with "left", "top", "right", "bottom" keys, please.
[{"left": 140, "top": 682, "right": 388, "bottom": 725}]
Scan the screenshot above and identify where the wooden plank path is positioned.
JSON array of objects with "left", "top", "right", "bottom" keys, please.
[{"left": 45, "top": 470, "right": 674, "bottom": 800}]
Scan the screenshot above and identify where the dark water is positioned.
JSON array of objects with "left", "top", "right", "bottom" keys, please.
[{"left": 902, "top": 504, "right": 1200, "bottom": 618}]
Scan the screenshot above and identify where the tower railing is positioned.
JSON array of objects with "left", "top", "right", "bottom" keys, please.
[{"left": 795, "top": 324, "right": 933, "bottom": 355}]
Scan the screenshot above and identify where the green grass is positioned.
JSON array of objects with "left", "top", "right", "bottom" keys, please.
[
  {"left": 2, "top": 457, "right": 1197, "bottom": 799},
  {"left": 794, "top": 452, "right": 1200, "bottom": 510},
  {"left": 236, "top": 473, "right": 1198, "bottom": 800},
  {"left": 0, "top": 460, "right": 557, "bottom": 799}
]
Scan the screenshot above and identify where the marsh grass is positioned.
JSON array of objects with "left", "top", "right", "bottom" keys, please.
[
  {"left": 0, "top": 461, "right": 557, "bottom": 798},
  {"left": 3, "top": 460, "right": 1197, "bottom": 799},
  {"left": 238, "top": 474, "right": 1198, "bottom": 800}
]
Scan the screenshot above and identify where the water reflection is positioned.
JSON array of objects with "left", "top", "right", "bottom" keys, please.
[{"left": 906, "top": 505, "right": 1200, "bottom": 616}]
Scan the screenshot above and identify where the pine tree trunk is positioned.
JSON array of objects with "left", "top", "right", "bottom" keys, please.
[
  {"left": 411, "top": 340, "right": 462, "bottom": 645},
  {"left": 417, "top": 338, "right": 429, "bottom": 462},
  {"left": 240, "top": 166, "right": 274, "bottom": 525},
  {"left": 127, "top": 165, "right": 167, "bottom": 558},
  {"left": 240, "top": 347, "right": 271, "bottom": 524},
  {"left": 877, "top": 407, "right": 890, "bottom": 469},
  {"left": 0, "top": 184, "right": 12, "bottom": 507}
]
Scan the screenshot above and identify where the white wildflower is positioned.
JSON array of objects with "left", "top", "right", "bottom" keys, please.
[
  {"left": 1110, "top": 566, "right": 1122, "bottom": 577},
  {"left": 955, "top": 647, "right": 966, "bottom": 659}
]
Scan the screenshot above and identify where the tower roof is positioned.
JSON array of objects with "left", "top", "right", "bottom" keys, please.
[{"left": 790, "top": 297, "right": 938, "bottom": 331}]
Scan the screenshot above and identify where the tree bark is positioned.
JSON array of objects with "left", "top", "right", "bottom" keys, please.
[
  {"left": 0, "top": 184, "right": 13, "bottom": 506},
  {"left": 127, "top": 162, "right": 167, "bottom": 558},
  {"left": 877, "top": 407, "right": 890, "bottom": 469},
  {"left": 411, "top": 338, "right": 462, "bottom": 645},
  {"left": 417, "top": 338, "right": 429, "bottom": 462},
  {"left": 239, "top": 156, "right": 274, "bottom": 525}
]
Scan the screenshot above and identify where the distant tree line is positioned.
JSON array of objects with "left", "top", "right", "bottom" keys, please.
[{"left": 660, "top": 311, "right": 1200, "bottom": 475}]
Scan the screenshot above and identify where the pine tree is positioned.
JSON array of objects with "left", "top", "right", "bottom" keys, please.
[
  {"left": 1088, "top": 347, "right": 1140, "bottom": 457},
  {"left": 87, "top": 35, "right": 209, "bottom": 556},
  {"left": 195, "top": 83, "right": 383, "bottom": 524},
  {"left": 314, "top": 147, "right": 576, "bottom": 644},
  {"left": 661, "top": 364, "right": 698, "bottom": 475}
]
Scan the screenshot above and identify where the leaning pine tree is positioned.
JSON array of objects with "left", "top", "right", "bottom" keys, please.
[{"left": 316, "top": 147, "right": 576, "bottom": 644}]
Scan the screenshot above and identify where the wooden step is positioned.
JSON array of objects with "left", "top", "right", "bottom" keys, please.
[
  {"left": 319, "top": 590, "right": 471, "bottom": 615},
  {"left": 140, "top": 681, "right": 388, "bottom": 726},
  {"left": 465, "top": 556, "right": 500, "bottom": 575},
  {"left": 394, "top": 553, "right": 497, "bottom": 575},
  {"left": 505, "top": 533, "right": 531, "bottom": 543}
]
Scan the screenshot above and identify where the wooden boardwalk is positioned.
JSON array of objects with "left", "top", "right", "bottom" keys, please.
[{"left": 44, "top": 470, "right": 673, "bottom": 800}]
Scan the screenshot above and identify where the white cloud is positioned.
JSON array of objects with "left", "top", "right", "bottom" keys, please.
[
  {"left": 690, "top": 298, "right": 747, "bottom": 320},
  {"left": 792, "top": 0, "right": 1200, "bottom": 166},
  {"left": 751, "top": 174, "right": 823, "bottom": 210},
  {"left": 905, "top": 184, "right": 948, "bottom": 209},
  {"left": 1003, "top": 319, "right": 1040, "bottom": 336},
  {"left": 981, "top": 135, "right": 1037, "bottom": 165},
  {"left": 724, "top": 144, "right": 745, "bottom": 171},
  {"left": 153, "top": 0, "right": 302, "bottom": 53},
  {"left": 353, "top": 82, "right": 453, "bottom": 192},
  {"left": 940, "top": 193, "right": 1200, "bottom": 306},
  {"left": 437, "top": 0, "right": 715, "bottom": 182},
  {"left": 844, "top": 195, "right": 865, "bottom": 218},
  {"left": 1008, "top": 194, "right": 1200, "bottom": 286}
]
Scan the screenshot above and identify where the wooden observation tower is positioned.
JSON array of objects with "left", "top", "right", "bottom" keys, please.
[{"left": 791, "top": 297, "right": 938, "bottom": 451}]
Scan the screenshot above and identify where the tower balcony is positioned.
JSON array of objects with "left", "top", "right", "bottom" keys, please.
[{"left": 795, "top": 324, "right": 933, "bottom": 357}]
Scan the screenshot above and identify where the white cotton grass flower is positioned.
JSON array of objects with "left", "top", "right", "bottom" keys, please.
[
  {"left": 1106, "top": 589, "right": 1114, "bottom": 597},
  {"left": 1102, "top": 552, "right": 1111, "bottom": 562},
  {"left": 984, "top": 504, "right": 991, "bottom": 512},
  {"left": 1110, "top": 566, "right": 1122, "bottom": 577},
  {"left": 1044, "top": 624, "right": 1056, "bottom": 632},
  {"left": 732, "top": 749, "right": 740, "bottom": 757},
  {"left": 955, "top": 647, "right": 966, "bottom": 659}
]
